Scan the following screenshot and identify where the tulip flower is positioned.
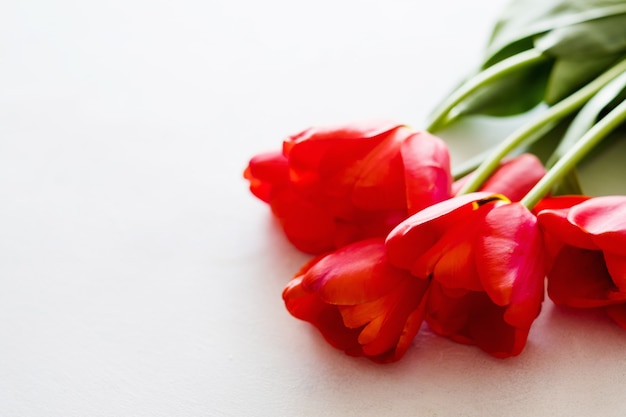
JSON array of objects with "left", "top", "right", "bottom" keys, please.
[
  {"left": 282, "top": 238, "right": 429, "bottom": 363},
  {"left": 452, "top": 153, "right": 546, "bottom": 201},
  {"left": 536, "top": 196, "right": 626, "bottom": 328},
  {"left": 244, "top": 121, "right": 452, "bottom": 254},
  {"left": 385, "top": 193, "right": 546, "bottom": 357}
]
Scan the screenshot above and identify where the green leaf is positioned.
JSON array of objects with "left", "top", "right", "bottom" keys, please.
[
  {"left": 485, "top": 0, "right": 626, "bottom": 65},
  {"left": 427, "top": 1, "right": 626, "bottom": 130},
  {"left": 544, "top": 53, "right": 624, "bottom": 104},
  {"left": 453, "top": 60, "right": 553, "bottom": 117},
  {"left": 425, "top": 50, "right": 550, "bottom": 131},
  {"left": 534, "top": 13, "right": 626, "bottom": 58}
]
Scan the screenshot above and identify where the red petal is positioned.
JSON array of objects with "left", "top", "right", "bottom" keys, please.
[
  {"left": 426, "top": 282, "right": 528, "bottom": 357},
  {"left": 350, "top": 130, "right": 407, "bottom": 210},
  {"left": 533, "top": 195, "right": 590, "bottom": 213},
  {"left": 430, "top": 232, "right": 483, "bottom": 292},
  {"left": 411, "top": 216, "right": 482, "bottom": 288},
  {"left": 465, "top": 294, "right": 520, "bottom": 357},
  {"left": 392, "top": 303, "right": 428, "bottom": 360},
  {"left": 244, "top": 151, "right": 289, "bottom": 202},
  {"left": 271, "top": 189, "right": 337, "bottom": 254},
  {"left": 282, "top": 276, "right": 362, "bottom": 353},
  {"left": 284, "top": 121, "right": 402, "bottom": 174},
  {"left": 537, "top": 207, "right": 598, "bottom": 250},
  {"left": 603, "top": 252, "right": 626, "bottom": 291},
  {"left": 284, "top": 238, "right": 429, "bottom": 363},
  {"left": 385, "top": 192, "right": 491, "bottom": 270},
  {"left": 286, "top": 120, "right": 403, "bottom": 148},
  {"left": 342, "top": 277, "right": 429, "bottom": 361},
  {"left": 547, "top": 246, "right": 624, "bottom": 307},
  {"left": 476, "top": 154, "right": 545, "bottom": 202},
  {"left": 401, "top": 131, "right": 452, "bottom": 214},
  {"left": 300, "top": 239, "right": 408, "bottom": 305},
  {"left": 425, "top": 281, "right": 473, "bottom": 344},
  {"left": 283, "top": 276, "right": 323, "bottom": 321},
  {"left": 476, "top": 203, "right": 544, "bottom": 308},
  {"left": 570, "top": 196, "right": 626, "bottom": 256}
]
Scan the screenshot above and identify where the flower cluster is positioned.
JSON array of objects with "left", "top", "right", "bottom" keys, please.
[
  {"left": 244, "top": 114, "right": 626, "bottom": 363},
  {"left": 242, "top": 0, "right": 626, "bottom": 363}
]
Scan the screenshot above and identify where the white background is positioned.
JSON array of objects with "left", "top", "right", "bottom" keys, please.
[{"left": 2, "top": 1, "right": 626, "bottom": 416}]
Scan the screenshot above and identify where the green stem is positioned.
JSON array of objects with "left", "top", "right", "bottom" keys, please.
[
  {"left": 456, "top": 58, "right": 626, "bottom": 196},
  {"left": 545, "top": 71, "right": 626, "bottom": 168},
  {"left": 521, "top": 98, "right": 626, "bottom": 209},
  {"left": 425, "top": 49, "right": 547, "bottom": 132}
]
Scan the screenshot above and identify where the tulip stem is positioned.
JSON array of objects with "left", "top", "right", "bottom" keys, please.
[
  {"left": 425, "top": 49, "right": 548, "bottom": 132},
  {"left": 455, "top": 58, "right": 626, "bottom": 196},
  {"left": 521, "top": 98, "right": 626, "bottom": 209}
]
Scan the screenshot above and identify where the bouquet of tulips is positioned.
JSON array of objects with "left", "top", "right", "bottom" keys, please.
[{"left": 243, "top": 0, "right": 626, "bottom": 363}]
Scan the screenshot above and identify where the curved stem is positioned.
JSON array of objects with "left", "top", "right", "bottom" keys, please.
[
  {"left": 456, "top": 58, "right": 626, "bottom": 196},
  {"left": 425, "top": 49, "right": 547, "bottom": 132},
  {"left": 521, "top": 98, "right": 626, "bottom": 209},
  {"left": 545, "top": 71, "right": 626, "bottom": 168}
]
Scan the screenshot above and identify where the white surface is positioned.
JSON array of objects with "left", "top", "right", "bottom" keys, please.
[{"left": 2, "top": 1, "right": 626, "bottom": 416}]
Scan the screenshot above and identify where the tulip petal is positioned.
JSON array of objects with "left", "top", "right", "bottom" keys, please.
[
  {"left": 271, "top": 189, "right": 337, "bottom": 254},
  {"left": 350, "top": 131, "right": 407, "bottom": 211},
  {"left": 534, "top": 196, "right": 591, "bottom": 263},
  {"left": 393, "top": 304, "right": 428, "bottom": 360},
  {"left": 301, "top": 239, "right": 408, "bottom": 305},
  {"left": 453, "top": 154, "right": 546, "bottom": 202},
  {"left": 347, "top": 277, "right": 429, "bottom": 358},
  {"left": 426, "top": 282, "right": 526, "bottom": 357},
  {"left": 284, "top": 238, "right": 428, "bottom": 363},
  {"left": 476, "top": 154, "right": 545, "bottom": 202},
  {"left": 465, "top": 295, "right": 520, "bottom": 358},
  {"left": 286, "top": 120, "right": 402, "bottom": 147},
  {"left": 283, "top": 276, "right": 363, "bottom": 354},
  {"left": 533, "top": 195, "right": 591, "bottom": 213},
  {"left": 537, "top": 206, "right": 598, "bottom": 250},
  {"left": 425, "top": 281, "right": 473, "bottom": 344},
  {"left": 570, "top": 196, "right": 626, "bottom": 256},
  {"left": 547, "top": 245, "right": 622, "bottom": 308},
  {"left": 385, "top": 192, "right": 491, "bottom": 270},
  {"left": 401, "top": 131, "right": 451, "bottom": 214},
  {"left": 431, "top": 236, "right": 483, "bottom": 292},
  {"left": 476, "top": 203, "right": 543, "bottom": 307},
  {"left": 244, "top": 151, "right": 289, "bottom": 203},
  {"left": 411, "top": 216, "right": 482, "bottom": 289},
  {"left": 284, "top": 122, "right": 401, "bottom": 175},
  {"left": 603, "top": 252, "right": 626, "bottom": 292}
]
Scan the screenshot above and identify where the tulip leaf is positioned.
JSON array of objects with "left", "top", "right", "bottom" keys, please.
[
  {"left": 534, "top": 13, "right": 626, "bottom": 58},
  {"left": 485, "top": 0, "right": 626, "bottom": 66},
  {"left": 429, "top": 0, "right": 626, "bottom": 129},
  {"left": 544, "top": 54, "right": 624, "bottom": 105},
  {"left": 453, "top": 60, "right": 553, "bottom": 117}
]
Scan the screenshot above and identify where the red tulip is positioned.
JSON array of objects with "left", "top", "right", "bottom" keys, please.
[
  {"left": 386, "top": 193, "right": 546, "bottom": 357},
  {"left": 452, "top": 153, "right": 546, "bottom": 201},
  {"left": 244, "top": 121, "right": 452, "bottom": 254},
  {"left": 282, "top": 238, "right": 429, "bottom": 363},
  {"left": 537, "top": 196, "right": 626, "bottom": 328}
]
